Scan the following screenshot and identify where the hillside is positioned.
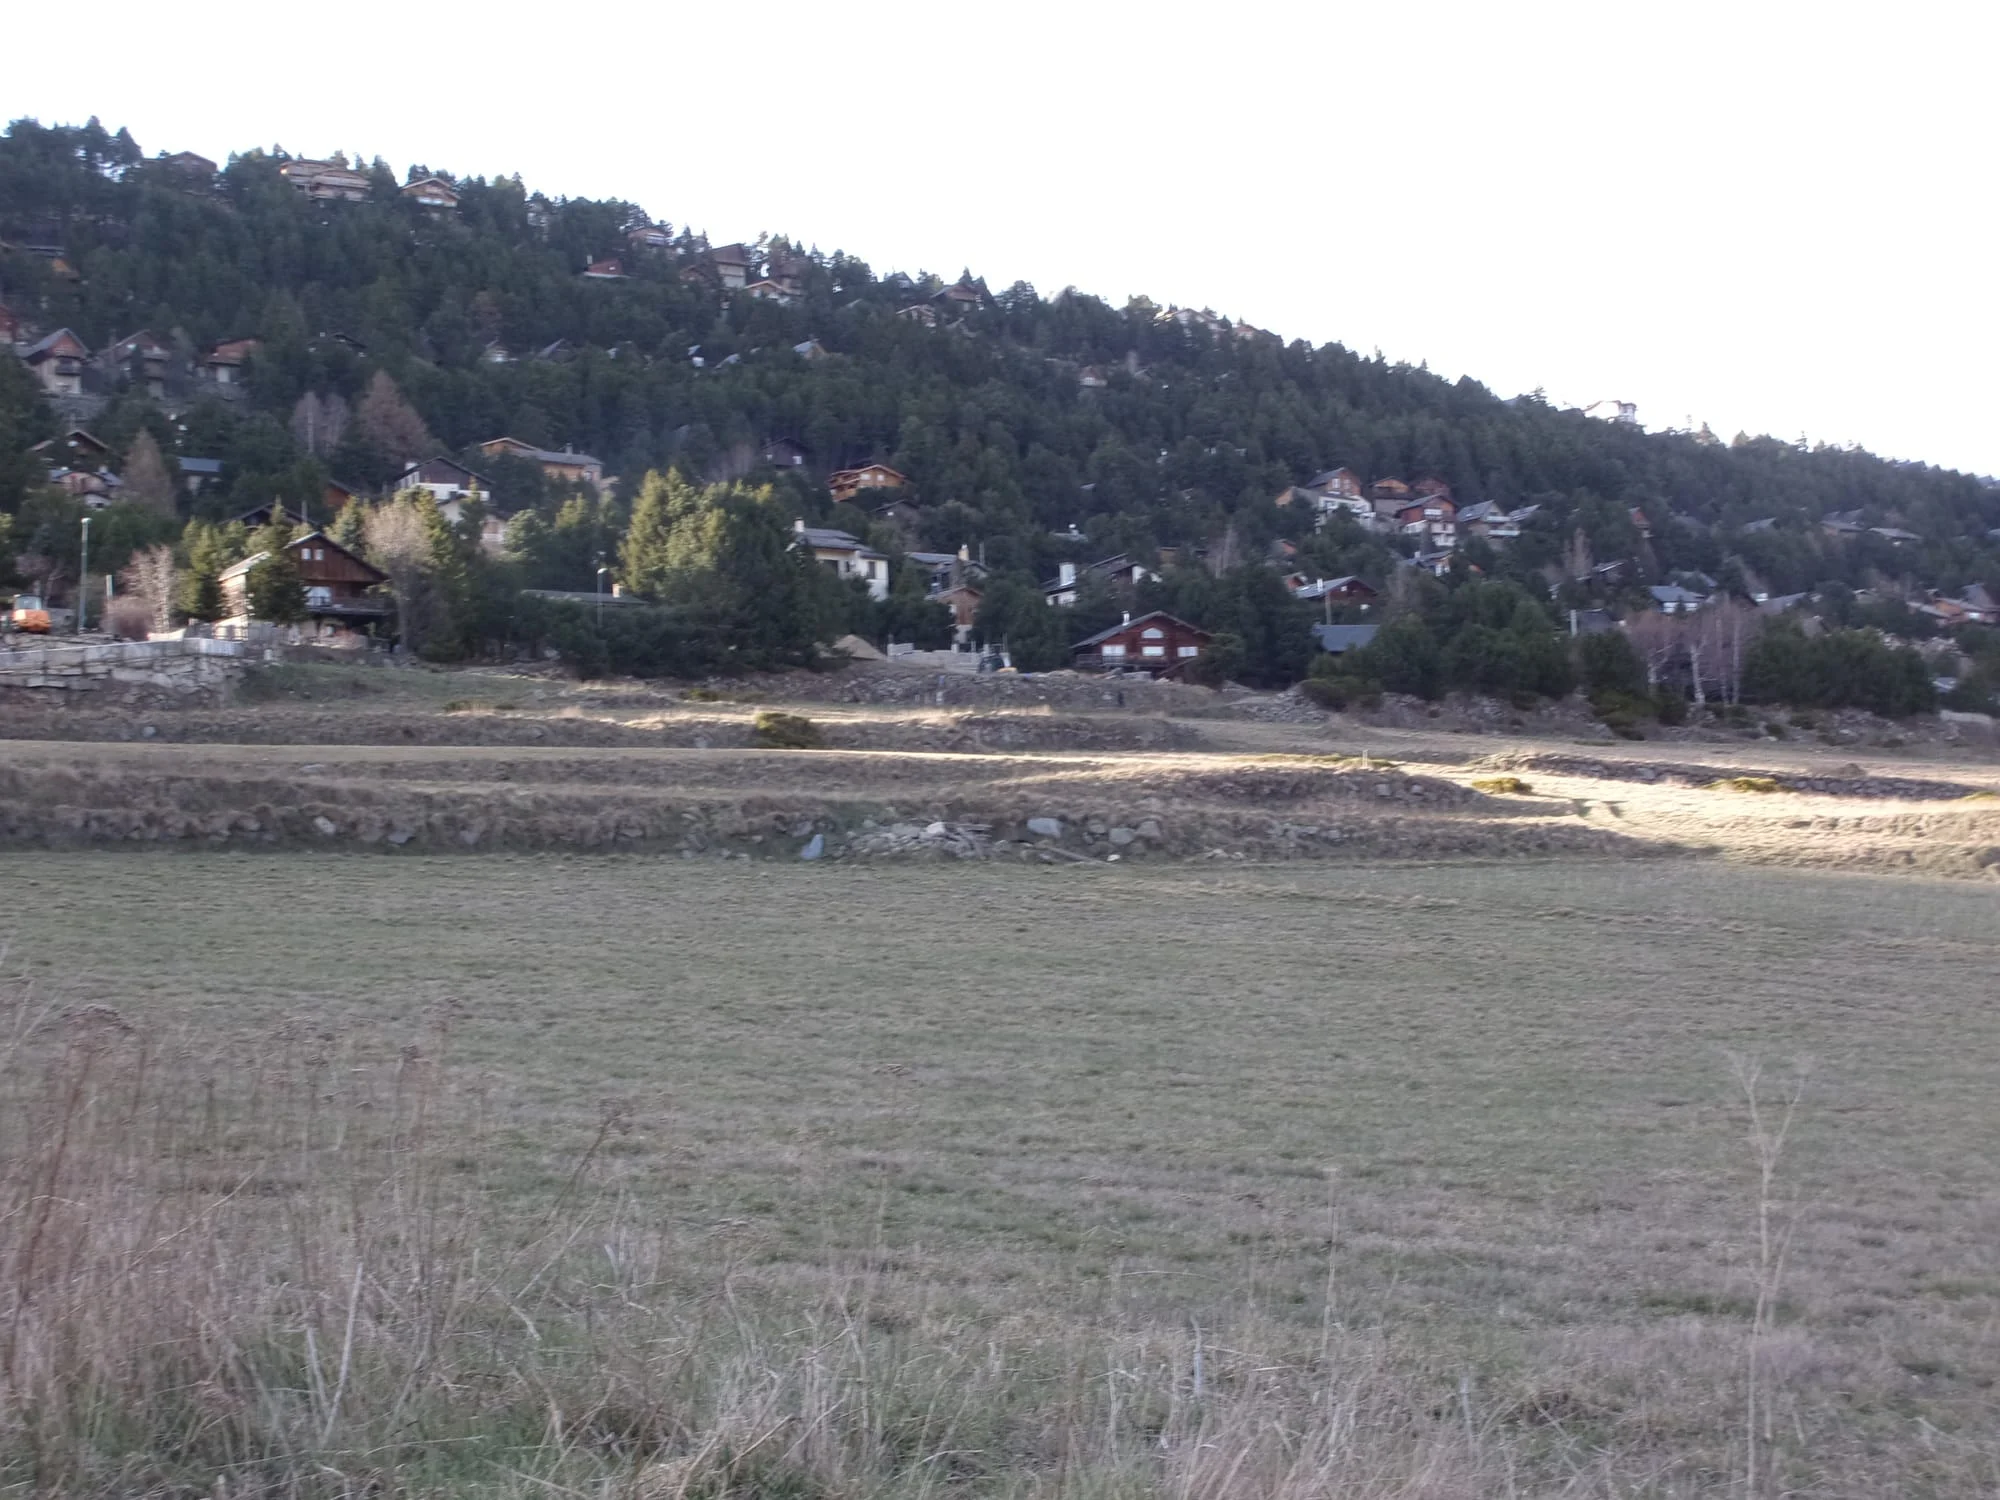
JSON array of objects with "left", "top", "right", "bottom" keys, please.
[{"left": 3, "top": 116, "right": 1998, "bottom": 700}]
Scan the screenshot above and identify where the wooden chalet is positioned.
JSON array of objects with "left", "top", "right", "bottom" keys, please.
[
  {"left": 280, "top": 158, "right": 371, "bottom": 202},
  {"left": 476, "top": 437, "right": 604, "bottom": 489},
  {"left": 204, "top": 338, "right": 259, "bottom": 387},
  {"left": 1072, "top": 611, "right": 1212, "bottom": 677},
  {"left": 828, "top": 462, "right": 907, "bottom": 503},
  {"left": 22, "top": 329, "right": 89, "bottom": 395},
  {"left": 582, "top": 256, "right": 627, "bottom": 279},
  {"left": 218, "top": 530, "right": 391, "bottom": 637},
  {"left": 401, "top": 175, "right": 460, "bottom": 209}
]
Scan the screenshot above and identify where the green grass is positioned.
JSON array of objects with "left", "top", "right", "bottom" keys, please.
[{"left": 3, "top": 853, "right": 1999, "bottom": 1495}]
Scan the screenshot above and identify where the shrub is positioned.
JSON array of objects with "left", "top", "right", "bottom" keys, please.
[
  {"left": 752, "top": 710, "right": 825, "bottom": 749},
  {"left": 1471, "top": 775, "right": 1533, "bottom": 795},
  {"left": 1706, "top": 776, "right": 1783, "bottom": 793},
  {"left": 104, "top": 595, "right": 152, "bottom": 640},
  {"left": 1298, "top": 674, "right": 1380, "bottom": 711}
]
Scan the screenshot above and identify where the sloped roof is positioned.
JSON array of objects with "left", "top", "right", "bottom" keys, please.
[
  {"left": 1311, "top": 623, "right": 1379, "bottom": 653},
  {"left": 1072, "top": 610, "right": 1210, "bottom": 650}
]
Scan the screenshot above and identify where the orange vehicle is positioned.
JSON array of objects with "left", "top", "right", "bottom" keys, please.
[{"left": 9, "top": 593, "right": 51, "bottom": 634}]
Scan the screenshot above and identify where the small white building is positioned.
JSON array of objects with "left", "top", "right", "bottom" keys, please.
[{"left": 792, "top": 520, "right": 889, "bottom": 601}]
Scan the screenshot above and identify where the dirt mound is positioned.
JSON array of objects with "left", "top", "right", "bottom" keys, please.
[{"left": 1473, "top": 751, "right": 1984, "bottom": 801}]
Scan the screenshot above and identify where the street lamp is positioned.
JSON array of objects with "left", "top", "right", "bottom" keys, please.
[
  {"left": 596, "top": 566, "right": 610, "bottom": 627},
  {"left": 77, "top": 515, "right": 91, "bottom": 634}
]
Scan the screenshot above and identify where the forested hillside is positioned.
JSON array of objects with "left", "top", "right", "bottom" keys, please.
[{"left": 3, "top": 116, "right": 1997, "bottom": 707}]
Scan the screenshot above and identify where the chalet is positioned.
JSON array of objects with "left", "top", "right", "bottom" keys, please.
[
  {"left": 791, "top": 520, "right": 888, "bottom": 600},
  {"left": 51, "top": 469, "right": 121, "bottom": 506},
  {"left": 1294, "top": 575, "right": 1377, "bottom": 605},
  {"left": 1960, "top": 584, "right": 2000, "bottom": 624},
  {"left": 682, "top": 242, "right": 753, "bottom": 291},
  {"left": 21, "top": 329, "right": 89, "bottom": 396},
  {"left": 323, "top": 478, "right": 362, "bottom": 512},
  {"left": 1395, "top": 496, "right": 1457, "bottom": 548},
  {"left": 1412, "top": 548, "right": 1460, "bottom": 578},
  {"left": 932, "top": 274, "right": 989, "bottom": 313},
  {"left": 1370, "top": 477, "right": 1412, "bottom": 507},
  {"left": 104, "top": 330, "right": 173, "bottom": 398},
  {"left": 895, "top": 303, "right": 939, "bottom": 326},
  {"left": 1453, "top": 500, "right": 1506, "bottom": 540},
  {"left": 932, "top": 584, "right": 983, "bottom": 643},
  {"left": 1566, "top": 608, "right": 1617, "bottom": 635},
  {"left": 791, "top": 339, "right": 829, "bottom": 360},
  {"left": 396, "top": 456, "right": 490, "bottom": 511},
  {"left": 158, "top": 150, "right": 217, "bottom": 184},
  {"left": 401, "top": 175, "right": 460, "bottom": 210},
  {"left": 1869, "top": 526, "right": 1922, "bottom": 545},
  {"left": 480, "top": 340, "right": 511, "bottom": 364},
  {"left": 1043, "top": 554, "right": 1155, "bottom": 608},
  {"left": 218, "top": 530, "right": 391, "bottom": 638},
  {"left": 742, "top": 278, "right": 792, "bottom": 303},
  {"left": 828, "top": 462, "right": 907, "bottom": 504},
  {"left": 1311, "top": 623, "right": 1379, "bottom": 655},
  {"left": 179, "top": 456, "right": 223, "bottom": 493},
  {"left": 1648, "top": 583, "right": 1707, "bottom": 614},
  {"left": 279, "top": 157, "right": 371, "bottom": 202},
  {"left": 1072, "top": 611, "right": 1211, "bottom": 676},
  {"left": 29, "top": 428, "right": 113, "bottom": 466},
  {"left": 1305, "top": 467, "right": 1366, "bottom": 502},
  {"left": 476, "top": 437, "right": 605, "bottom": 489},
  {"left": 1412, "top": 476, "right": 1454, "bottom": 502},
  {"left": 1628, "top": 506, "right": 1653, "bottom": 539},
  {"left": 1078, "top": 365, "right": 1108, "bottom": 389},
  {"left": 625, "top": 223, "right": 673, "bottom": 250},
  {"left": 757, "top": 437, "right": 808, "bottom": 469},
  {"left": 582, "top": 256, "right": 627, "bottom": 280},
  {"left": 1821, "top": 514, "right": 1866, "bottom": 537},
  {"left": 204, "top": 338, "right": 259, "bottom": 387}
]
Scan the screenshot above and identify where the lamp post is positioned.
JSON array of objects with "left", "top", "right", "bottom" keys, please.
[
  {"left": 596, "top": 565, "right": 610, "bottom": 628},
  {"left": 77, "top": 515, "right": 91, "bottom": 634}
]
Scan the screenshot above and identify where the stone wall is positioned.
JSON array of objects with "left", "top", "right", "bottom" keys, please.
[{"left": 0, "top": 638, "right": 249, "bottom": 700}]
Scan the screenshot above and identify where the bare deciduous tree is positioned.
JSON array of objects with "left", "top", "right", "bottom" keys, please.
[
  {"left": 364, "top": 495, "right": 435, "bottom": 651},
  {"left": 119, "top": 545, "right": 178, "bottom": 634},
  {"left": 121, "top": 431, "right": 177, "bottom": 514},
  {"left": 355, "top": 372, "right": 434, "bottom": 468},
  {"left": 290, "top": 391, "right": 351, "bottom": 458},
  {"left": 1624, "top": 609, "right": 1683, "bottom": 690}
]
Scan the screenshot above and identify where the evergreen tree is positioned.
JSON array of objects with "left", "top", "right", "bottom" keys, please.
[{"left": 247, "top": 545, "right": 307, "bottom": 623}]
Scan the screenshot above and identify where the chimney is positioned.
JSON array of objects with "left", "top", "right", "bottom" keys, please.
[
  {"left": 1121, "top": 611, "right": 1130, "bottom": 625},
  {"left": 793, "top": 517, "right": 805, "bottom": 533},
  {"left": 1058, "top": 561, "right": 1076, "bottom": 587}
]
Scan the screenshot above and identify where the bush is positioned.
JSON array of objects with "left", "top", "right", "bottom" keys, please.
[
  {"left": 751, "top": 710, "right": 825, "bottom": 749},
  {"left": 104, "top": 595, "right": 152, "bottom": 640},
  {"left": 1706, "top": 776, "right": 1783, "bottom": 793},
  {"left": 1298, "top": 674, "right": 1380, "bottom": 711},
  {"left": 1471, "top": 775, "right": 1533, "bottom": 795}
]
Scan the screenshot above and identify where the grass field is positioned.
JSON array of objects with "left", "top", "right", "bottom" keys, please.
[{"left": 3, "top": 850, "right": 1999, "bottom": 1496}]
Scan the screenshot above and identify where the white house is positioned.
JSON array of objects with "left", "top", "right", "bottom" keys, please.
[{"left": 792, "top": 520, "right": 889, "bottom": 601}]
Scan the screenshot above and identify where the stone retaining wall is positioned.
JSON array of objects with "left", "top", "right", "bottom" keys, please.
[{"left": 0, "top": 639, "right": 249, "bottom": 698}]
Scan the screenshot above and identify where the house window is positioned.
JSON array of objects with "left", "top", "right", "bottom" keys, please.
[
  {"left": 1142, "top": 628, "right": 1164, "bottom": 639},
  {"left": 1142, "top": 645, "right": 1166, "bottom": 658},
  {"left": 1178, "top": 645, "right": 1200, "bottom": 657},
  {"left": 306, "top": 586, "right": 332, "bottom": 606},
  {"left": 1102, "top": 644, "right": 1126, "bottom": 658}
]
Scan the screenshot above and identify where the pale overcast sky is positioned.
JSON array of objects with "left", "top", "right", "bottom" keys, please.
[{"left": 15, "top": 0, "right": 1998, "bottom": 475}]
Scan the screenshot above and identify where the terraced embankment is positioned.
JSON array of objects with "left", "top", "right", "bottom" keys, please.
[{"left": 0, "top": 741, "right": 1639, "bottom": 863}]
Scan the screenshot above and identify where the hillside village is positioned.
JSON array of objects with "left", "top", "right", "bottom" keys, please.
[{"left": 4, "top": 125, "right": 1999, "bottom": 720}]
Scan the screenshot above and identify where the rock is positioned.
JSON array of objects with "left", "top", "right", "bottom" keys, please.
[
  {"left": 1136, "top": 818, "right": 1162, "bottom": 841},
  {"left": 312, "top": 815, "right": 337, "bottom": 836},
  {"left": 1086, "top": 817, "right": 1109, "bottom": 835},
  {"left": 800, "top": 833, "right": 824, "bottom": 860},
  {"left": 1027, "top": 816, "right": 1063, "bottom": 838},
  {"left": 140, "top": 724, "right": 157, "bottom": 738},
  {"left": 924, "top": 820, "right": 948, "bottom": 838},
  {"left": 790, "top": 819, "right": 815, "bottom": 838},
  {"left": 387, "top": 828, "right": 414, "bottom": 846},
  {"left": 1108, "top": 826, "right": 1136, "bottom": 846},
  {"left": 1831, "top": 762, "right": 1867, "bottom": 780}
]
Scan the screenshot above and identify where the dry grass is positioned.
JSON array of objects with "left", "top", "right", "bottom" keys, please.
[{"left": 1, "top": 853, "right": 1999, "bottom": 1494}]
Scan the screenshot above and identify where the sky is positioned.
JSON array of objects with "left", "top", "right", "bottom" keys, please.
[{"left": 13, "top": 0, "right": 1998, "bottom": 475}]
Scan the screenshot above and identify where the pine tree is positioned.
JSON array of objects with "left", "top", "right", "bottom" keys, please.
[
  {"left": 247, "top": 546, "right": 308, "bottom": 624},
  {"left": 618, "top": 469, "right": 697, "bottom": 598}
]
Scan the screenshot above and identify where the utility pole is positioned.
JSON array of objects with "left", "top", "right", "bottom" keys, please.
[{"left": 77, "top": 515, "right": 91, "bottom": 634}]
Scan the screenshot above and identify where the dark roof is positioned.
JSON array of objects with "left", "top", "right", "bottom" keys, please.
[
  {"left": 21, "top": 327, "right": 85, "bottom": 359},
  {"left": 1303, "top": 467, "right": 1355, "bottom": 489},
  {"left": 795, "top": 525, "right": 886, "bottom": 559},
  {"left": 1569, "top": 608, "right": 1617, "bottom": 634},
  {"left": 1311, "top": 623, "right": 1380, "bottom": 653},
  {"left": 178, "top": 456, "right": 223, "bottom": 475},
  {"left": 1649, "top": 584, "right": 1706, "bottom": 605},
  {"left": 1072, "top": 610, "right": 1210, "bottom": 650}
]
